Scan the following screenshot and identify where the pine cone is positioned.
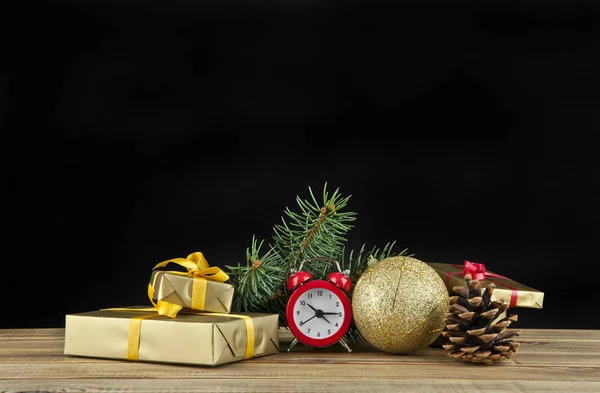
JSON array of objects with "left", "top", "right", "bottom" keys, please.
[{"left": 441, "top": 273, "right": 521, "bottom": 364}]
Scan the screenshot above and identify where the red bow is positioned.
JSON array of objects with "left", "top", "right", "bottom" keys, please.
[
  {"left": 463, "top": 260, "right": 489, "bottom": 280},
  {"left": 447, "top": 260, "right": 518, "bottom": 307}
]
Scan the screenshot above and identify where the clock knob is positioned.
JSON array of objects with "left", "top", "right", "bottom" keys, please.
[
  {"left": 327, "top": 271, "right": 352, "bottom": 292},
  {"left": 287, "top": 271, "right": 313, "bottom": 291}
]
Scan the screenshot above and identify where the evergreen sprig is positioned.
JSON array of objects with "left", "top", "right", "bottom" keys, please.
[
  {"left": 227, "top": 236, "right": 285, "bottom": 316},
  {"left": 273, "top": 184, "right": 357, "bottom": 279},
  {"left": 225, "top": 183, "right": 410, "bottom": 343}
]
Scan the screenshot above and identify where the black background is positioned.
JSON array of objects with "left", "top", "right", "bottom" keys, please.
[{"left": 4, "top": 1, "right": 599, "bottom": 329}]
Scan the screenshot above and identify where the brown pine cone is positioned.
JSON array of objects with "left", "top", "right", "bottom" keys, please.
[{"left": 441, "top": 273, "right": 521, "bottom": 364}]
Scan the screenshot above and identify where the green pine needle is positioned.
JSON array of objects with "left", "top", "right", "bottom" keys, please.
[{"left": 225, "top": 183, "right": 412, "bottom": 343}]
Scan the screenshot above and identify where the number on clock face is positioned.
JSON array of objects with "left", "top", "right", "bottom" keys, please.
[{"left": 292, "top": 287, "right": 344, "bottom": 340}]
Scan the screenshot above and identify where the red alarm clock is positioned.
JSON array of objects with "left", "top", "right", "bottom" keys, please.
[{"left": 285, "top": 257, "right": 353, "bottom": 352}]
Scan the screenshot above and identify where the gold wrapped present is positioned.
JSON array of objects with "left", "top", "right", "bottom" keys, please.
[
  {"left": 426, "top": 260, "right": 544, "bottom": 309},
  {"left": 149, "top": 251, "right": 234, "bottom": 317},
  {"left": 64, "top": 307, "right": 280, "bottom": 366}
]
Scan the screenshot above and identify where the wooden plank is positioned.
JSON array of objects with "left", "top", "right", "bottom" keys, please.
[
  {"left": 0, "top": 329, "right": 600, "bottom": 392},
  {"left": 2, "top": 328, "right": 600, "bottom": 342},
  {"left": 2, "top": 327, "right": 600, "bottom": 345},
  {"left": 1, "top": 352, "right": 599, "bottom": 368},
  {"left": 1, "top": 361, "right": 599, "bottom": 381},
  {"left": 2, "top": 338, "right": 599, "bottom": 359},
  {"left": 2, "top": 336, "right": 600, "bottom": 366},
  {"left": 0, "top": 328, "right": 64, "bottom": 340},
  {"left": 3, "top": 335, "right": 600, "bottom": 354},
  {"left": 1, "top": 328, "right": 599, "bottom": 392},
  {"left": 1, "top": 378, "right": 599, "bottom": 393}
]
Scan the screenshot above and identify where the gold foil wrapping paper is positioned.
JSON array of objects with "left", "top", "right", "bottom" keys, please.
[
  {"left": 426, "top": 262, "right": 544, "bottom": 309},
  {"left": 64, "top": 307, "right": 280, "bottom": 366},
  {"left": 150, "top": 270, "right": 234, "bottom": 313}
]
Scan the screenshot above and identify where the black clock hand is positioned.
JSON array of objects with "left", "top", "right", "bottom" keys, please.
[
  {"left": 306, "top": 304, "right": 331, "bottom": 323},
  {"left": 300, "top": 315, "right": 316, "bottom": 326},
  {"left": 322, "top": 312, "right": 340, "bottom": 315}
]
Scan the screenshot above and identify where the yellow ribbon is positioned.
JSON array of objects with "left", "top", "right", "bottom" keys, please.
[
  {"left": 153, "top": 251, "right": 230, "bottom": 281},
  {"left": 151, "top": 251, "right": 229, "bottom": 317},
  {"left": 103, "top": 306, "right": 255, "bottom": 361},
  {"left": 126, "top": 314, "right": 159, "bottom": 361},
  {"left": 148, "top": 282, "right": 184, "bottom": 318}
]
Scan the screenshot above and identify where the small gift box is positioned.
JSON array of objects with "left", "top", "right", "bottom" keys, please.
[
  {"left": 64, "top": 306, "right": 280, "bottom": 366},
  {"left": 427, "top": 260, "right": 544, "bottom": 309},
  {"left": 149, "top": 251, "right": 234, "bottom": 317}
]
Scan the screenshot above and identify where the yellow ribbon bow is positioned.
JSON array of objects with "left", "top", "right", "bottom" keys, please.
[
  {"left": 149, "top": 252, "right": 230, "bottom": 318},
  {"left": 153, "top": 251, "right": 230, "bottom": 281}
]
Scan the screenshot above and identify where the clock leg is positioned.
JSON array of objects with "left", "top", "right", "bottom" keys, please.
[
  {"left": 287, "top": 337, "right": 299, "bottom": 352},
  {"left": 338, "top": 337, "right": 352, "bottom": 353}
]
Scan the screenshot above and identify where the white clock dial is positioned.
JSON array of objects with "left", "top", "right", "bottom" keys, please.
[{"left": 292, "top": 287, "right": 346, "bottom": 340}]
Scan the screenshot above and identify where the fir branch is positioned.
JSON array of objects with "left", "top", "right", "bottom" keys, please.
[
  {"left": 225, "top": 183, "right": 413, "bottom": 343},
  {"left": 225, "top": 236, "right": 287, "bottom": 323},
  {"left": 271, "top": 184, "right": 357, "bottom": 280}
]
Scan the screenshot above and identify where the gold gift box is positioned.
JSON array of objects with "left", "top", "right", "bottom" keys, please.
[
  {"left": 426, "top": 262, "right": 544, "bottom": 309},
  {"left": 150, "top": 270, "right": 234, "bottom": 314},
  {"left": 64, "top": 307, "right": 280, "bottom": 366}
]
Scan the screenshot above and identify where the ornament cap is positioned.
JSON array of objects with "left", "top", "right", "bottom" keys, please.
[
  {"left": 327, "top": 271, "right": 352, "bottom": 292},
  {"left": 287, "top": 271, "right": 313, "bottom": 291}
]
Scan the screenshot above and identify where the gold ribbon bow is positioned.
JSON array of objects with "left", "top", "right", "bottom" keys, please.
[{"left": 149, "top": 252, "right": 230, "bottom": 318}]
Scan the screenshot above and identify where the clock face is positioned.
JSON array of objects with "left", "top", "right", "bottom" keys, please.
[{"left": 286, "top": 279, "right": 352, "bottom": 348}]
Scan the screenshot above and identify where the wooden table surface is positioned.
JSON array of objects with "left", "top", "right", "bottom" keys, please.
[{"left": 1, "top": 328, "right": 599, "bottom": 392}]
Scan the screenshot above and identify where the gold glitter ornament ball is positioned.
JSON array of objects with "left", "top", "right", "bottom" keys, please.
[{"left": 352, "top": 256, "right": 449, "bottom": 354}]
